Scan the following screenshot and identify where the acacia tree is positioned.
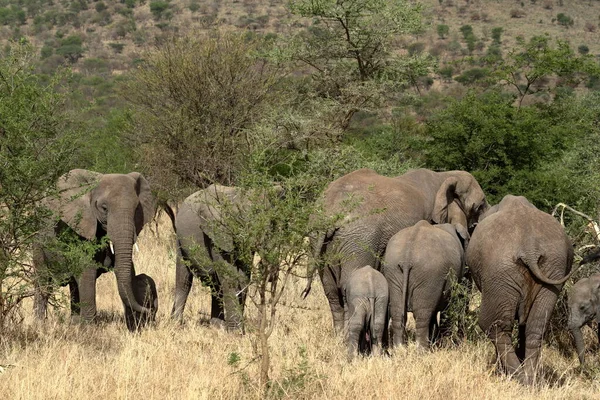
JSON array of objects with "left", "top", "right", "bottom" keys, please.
[
  {"left": 493, "top": 35, "right": 600, "bottom": 107},
  {"left": 124, "top": 32, "right": 285, "bottom": 196},
  {"left": 283, "top": 0, "right": 432, "bottom": 133},
  {"left": 0, "top": 40, "right": 79, "bottom": 327}
]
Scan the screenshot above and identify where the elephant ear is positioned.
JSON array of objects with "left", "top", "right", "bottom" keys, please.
[
  {"left": 51, "top": 169, "right": 101, "bottom": 240},
  {"left": 128, "top": 172, "right": 156, "bottom": 235},
  {"left": 432, "top": 177, "right": 458, "bottom": 224},
  {"left": 197, "top": 185, "right": 236, "bottom": 253}
]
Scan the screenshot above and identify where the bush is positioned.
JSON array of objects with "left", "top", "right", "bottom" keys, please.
[
  {"left": 40, "top": 45, "right": 53, "bottom": 59},
  {"left": 149, "top": 1, "right": 169, "bottom": 20},
  {"left": 56, "top": 34, "right": 84, "bottom": 63},
  {"left": 407, "top": 42, "right": 425, "bottom": 56},
  {"left": 0, "top": 41, "right": 80, "bottom": 328},
  {"left": 454, "top": 68, "right": 489, "bottom": 85},
  {"left": 491, "top": 27, "right": 503, "bottom": 44},
  {"left": 578, "top": 44, "right": 589, "bottom": 55},
  {"left": 436, "top": 24, "right": 449, "bottom": 39},
  {"left": 557, "top": 13, "right": 574, "bottom": 28},
  {"left": 95, "top": 1, "right": 107, "bottom": 12},
  {"left": 109, "top": 42, "right": 125, "bottom": 54}
]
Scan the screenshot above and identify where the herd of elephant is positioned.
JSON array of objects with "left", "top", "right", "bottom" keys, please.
[{"left": 32, "top": 168, "right": 600, "bottom": 386}]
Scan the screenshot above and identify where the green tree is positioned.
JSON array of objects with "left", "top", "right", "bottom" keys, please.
[
  {"left": 0, "top": 41, "right": 80, "bottom": 327},
  {"left": 56, "top": 34, "right": 84, "bottom": 63},
  {"left": 493, "top": 35, "right": 600, "bottom": 107},
  {"left": 284, "top": 0, "right": 431, "bottom": 132},
  {"left": 491, "top": 27, "right": 503, "bottom": 44}
]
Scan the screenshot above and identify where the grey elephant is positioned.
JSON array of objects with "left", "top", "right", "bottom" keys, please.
[
  {"left": 303, "top": 168, "right": 488, "bottom": 334},
  {"left": 382, "top": 220, "right": 468, "bottom": 348},
  {"left": 568, "top": 273, "right": 600, "bottom": 365},
  {"left": 33, "top": 169, "right": 156, "bottom": 329},
  {"left": 171, "top": 184, "right": 279, "bottom": 331},
  {"left": 466, "top": 195, "right": 575, "bottom": 385},
  {"left": 125, "top": 273, "right": 159, "bottom": 332},
  {"left": 344, "top": 265, "right": 389, "bottom": 360}
]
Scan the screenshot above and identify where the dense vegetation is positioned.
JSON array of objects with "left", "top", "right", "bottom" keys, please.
[{"left": 2, "top": 0, "right": 600, "bottom": 392}]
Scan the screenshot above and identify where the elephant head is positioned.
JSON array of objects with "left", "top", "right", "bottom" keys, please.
[
  {"left": 432, "top": 171, "right": 488, "bottom": 233},
  {"left": 50, "top": 169, "right": 156, "bottom": 315}
]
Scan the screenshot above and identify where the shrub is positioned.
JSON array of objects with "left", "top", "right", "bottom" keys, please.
[
  {"left": 109, "top": 42, "right": 125, "bottom": 54},
  {"left": 578, "top": 44, "right": 589, "bottom": 55},
  {"left": 56, "top": 34, "right": 84, "bottom": 63},
  {"left": 40, "top": 45, "right": 53, "bottom": 58},
  {"left": 436, "top": 24, "right": 449, "bottom": 39},
  {"left": 407, "top": 42, "right": 425, "bottom": 56},
  {"left": 95, "top": 1, "right": 107, "bottom": 12},
  {"left": 510, "top": 9, "right": 526, "bottom": 18},
  {"left": 584, "top": 22, "right": 596, "bottom": 32},
  {"left": 454, "top": 67, "right": 489, "bottom": 85},
  {"left": 149, "top": 1, "right": 169, "bottom": 20},
  {"left": 189, "top": 1, "right": 200, "bottom": 12},
  {"left": 459, "top": 24, "right": 473, "bottom": 40},
  {"left": 491, "top": 27, "right": 503, "bottom": 44},
  {"left": 557, "top": 13, "right": 574, "bottom": 28},
  {"left": 439, "top": 65, "right": 453, "bottom": 81}
]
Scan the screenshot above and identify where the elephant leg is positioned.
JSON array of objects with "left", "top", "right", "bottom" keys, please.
[
  {"left": 387, "top": 275, "right": 407, "bottom": 346},
  {"left": 479, "top": 292, "right": 521, "bottom": 379},
  {"left": 521, "top": 288, "right": 559, "bottom": 386},
  {"left": 321, "top": 264, "right": 345, "bottom": 335},
  {"left": 413, "top": 308, "right": 434, "bottom": 349},
  {"left": 33, "top": 278, "right": 50, "bottom": 321},
  {"left": 345, "top": 301, "right": 363, "bottom": 361},
  {"left": 68, "top": 277, "right": 80, "bottom": 316},
  {"left": 210, "top": 278, "right": 225, "bottom": 321},
  {"left": 171, "top": 251, "right": 194, "bottom": 322},
  {"left": 371, "top": 297, "right": 387, "bottom": 356},
  {"left": 215, "top": 256, "right": 248, "bottom": 333},
  {"left": 597, "top": 322, "right": 600, "bottom": 347},
  {"left": 76, "top": 266, "right": 98, "bottom": 322},
  {"left": 428, "top": 312, "right": 440, "bottom": 347}
]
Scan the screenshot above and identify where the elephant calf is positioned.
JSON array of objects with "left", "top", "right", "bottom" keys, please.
[
  {"left": 383, "top": 220, "right": 468, "bottom": 348},
  {"left": 124, "top": 273, "right": 158, "bottom": 332},
  {"left": 344, "top": 265, "right": 389, "bottom": 360},
  {"left": 568, "top": 273, "right": 600, "bottom": 365}
]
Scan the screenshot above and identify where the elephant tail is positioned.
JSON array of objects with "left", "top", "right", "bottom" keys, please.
[
  {"left": 581, "top": 247, "right": 600, "bottom": 266},
  {"left": 368, "top": 296, "right": 376, "bottom": 349},
  {"left": 399, "top": 262, "right": 412, "bottom": 330},
  {"left": 302, "top": 227, "right": 337, "bottom": 299},
  {"left": 519, "top": 254, "right": 578, "bottom": 286}
]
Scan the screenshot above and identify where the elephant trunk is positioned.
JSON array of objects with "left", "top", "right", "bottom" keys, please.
[
  {"left": 570, "top": 325, "right": 585, "bottom": 365},
  {"left": 108, "top": 210, "right": 151, "bottom": 315}
]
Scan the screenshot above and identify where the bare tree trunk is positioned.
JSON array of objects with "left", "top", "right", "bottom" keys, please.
[{"left": 258, "top": 278, "right": 270, "bottom": 388}]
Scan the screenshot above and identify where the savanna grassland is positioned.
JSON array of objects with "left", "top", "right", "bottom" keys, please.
[{"left": 1, "top": 216, "right": 600, "bottom": 399}]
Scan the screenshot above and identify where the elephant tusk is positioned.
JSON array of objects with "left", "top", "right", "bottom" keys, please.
[
  {"left": 109, "top": 241, "right": 114, "bottom": 254},
  {"left": 134, "top": 243, "right": 140, "bottom": 253}
]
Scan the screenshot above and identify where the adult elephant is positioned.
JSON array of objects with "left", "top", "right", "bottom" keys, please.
[
  {"left": 171, "top": 184, "right": 279, "bottom": 332},
  {"left": 303, "top": 168, "right": 488, "bottom": 334},
  {"left": 466, "top": 195, "right": 574, "bottom": 385},
  {"left": 33, "top": 169, "right": 156, "bottom": 330}
]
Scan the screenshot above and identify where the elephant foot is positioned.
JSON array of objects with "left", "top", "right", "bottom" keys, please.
[{"left": 210, "top": 318, "right": 227, "bottom": 330}]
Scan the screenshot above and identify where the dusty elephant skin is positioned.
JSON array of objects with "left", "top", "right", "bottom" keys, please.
[
  {"left": 171, "top": 184, "right": 276, "bottom": 332},
  {"left": 568, "top": 273, "right": 600, "bottom": 365},
  {"left": 125, "top": 273, "right": 159, "bottom": 332},
  {"left": 344, "top": 265, "right": 389, "bottom": 360},
  {"left": 304, "top": 168, "right": 488, "bottom": 334},
  {"left": 466, "top": 195, "right": 574, "bottom": 385},
  {"left": 33, "top": 169, "right": 157, "bottom": 330},
  {"left": 383, "top": 220, "right": 468, "bottom": 348}
]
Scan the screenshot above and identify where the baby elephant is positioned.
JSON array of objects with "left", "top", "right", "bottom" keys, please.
[
  {"left": 344, "top": 265, "right": 389, "bottom": 360},
  {"left": 568, "top": 273, "right": 600, "bottom": 365},
  {"left": 124, "top": 273, "right": 159, "bottom": 332},
  {"left": 383, "top": 220, "right": 468, "bottom": 348}
]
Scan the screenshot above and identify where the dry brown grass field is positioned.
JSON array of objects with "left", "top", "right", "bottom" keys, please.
[{"left": 1, "top": 215, "right": 600, "bottom": 399}]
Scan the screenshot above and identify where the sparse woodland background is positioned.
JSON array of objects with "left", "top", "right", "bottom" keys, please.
[{"left": 2, "top": 0, "right": 600, "bottom": 397}]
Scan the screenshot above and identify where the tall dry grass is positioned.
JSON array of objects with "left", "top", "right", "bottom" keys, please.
[{"left": 1, "top": 215, "right": 600, "bottom": 399}]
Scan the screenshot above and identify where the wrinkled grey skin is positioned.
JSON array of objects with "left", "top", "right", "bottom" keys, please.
[
  {"left": 171, "top": 184, "right": 277, "bottom": 332},
  {"left": 304, "top": 168, "right": 488, "bottom": 334},
  {"left": 383, "top": 220, "right": 468, "bottom": 348},
  {"left": 568, "top": 273, "right": 600, "bottom": 365},
  {"left": 344, "top": 265, "right": 389, "bottom": 360},
  {"left": 125, "top": 273, "right": 159, "bottom": 332},
  {"left": 466, "top": 195, "right": 574, "bottom": 385},
  {"left": 33, "top": 169, "right": 156, "bottom": 328}
]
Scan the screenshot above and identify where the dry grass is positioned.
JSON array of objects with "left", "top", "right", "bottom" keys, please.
[{"left": 2, "top": 215, "right": 600, "bottom": 399}]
